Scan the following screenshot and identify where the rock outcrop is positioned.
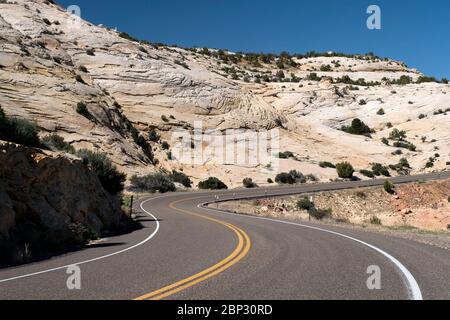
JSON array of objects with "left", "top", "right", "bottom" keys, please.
[
  {"left": 0, "top": 141, "right": 126, "bottom": 266},
  {"left": 0, "top": 0, "right": 449, "bottom": 187}
]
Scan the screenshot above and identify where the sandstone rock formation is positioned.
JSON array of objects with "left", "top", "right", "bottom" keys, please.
[
  {"left": 0, "top": 141, "right": 126, "bottom": 266},
  {"left": 0, "top": 0, "right": 449, "bottom": 187}
]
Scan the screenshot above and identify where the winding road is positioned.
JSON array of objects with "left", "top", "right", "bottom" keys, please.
[{"left": 0, "top": 172, "right": 449, "bottom": 300}]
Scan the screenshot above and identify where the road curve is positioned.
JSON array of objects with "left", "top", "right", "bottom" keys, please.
[{"left": 0, "top": 172, "right": 449, "bottom": 300}]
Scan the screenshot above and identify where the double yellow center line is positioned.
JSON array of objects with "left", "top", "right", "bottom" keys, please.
[{"left": 134, "top": 197, "right": 251, "bottom": 300}]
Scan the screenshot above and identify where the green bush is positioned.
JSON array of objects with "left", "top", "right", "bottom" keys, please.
[
  {"left": 278, "top": 151, "right": 294, "bottom": 159},
  {"left": 198, "top": 177, "right": 228, "bottom": 190},
  {"left": 383, "top": 180, "right": 395, "bottom": 194},
  {"left": 77, "top": 149, "right": 126, "bottom": 195},
  {"left": 389, "top": 129, "right": 407, "bottom": 141},
  {"left": 336, "top": 162, "right": 354, "bottom": 179},
  {"left": 319, "top": 161, "right": 336, "bottom": 169},
  {"left": 377, "top": 108, "right": 385, "bottom": 115},
  {"left": 0, "top": 107, "right": 41, "bottom": 148},
  {"left": 311, "top": 208, "right": 332, "bottom": 220},
  {"left": 275, "top": 170, "right": 306, "bottom": 184},
  {"left": 148, "top": 129, "right": 160, "bottom": 142},
  {"left": 359, "top": 169, "right": 375, "bottom": 178},
  {"left": 42, "top": 134, "right": 75, "bottom": 153},
  {"left": 370, "top": 216, "right": 382, "bottom": 225},
  {"left": 371, "top": 163, "right": 389, "bottom": 177},
  {"left": 118, "top": 32, "right": 139, "bottom": 42},
  {"left": 341, "top": 118, "right": 373, "bottom": 136},
  {"left": 320, "top": 64, "right": 332, "bottom": 72},
  {"left": 161, "top": 141, "right": 170, "bottom": 150},
  {"left": 78, "top": 65, "right": 88, "bottom": 73},
  {"left": 130, "top": 173, "right": 176, "bottom": 193},
  {"left": 76, "top": 102, "right": 90, "bottom": 118},
  {"left": 243, "top": 178, "right": 257, "bottom": 188},
  {"left": 170, "top": 170, "right": 192, "bottom": 188},
  {"left": 297, "top": 198, "right": 314, "bottom": 211}
]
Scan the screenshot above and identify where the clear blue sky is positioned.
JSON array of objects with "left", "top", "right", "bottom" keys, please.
[{"left": 58, "top": 0, "right": 450, "bottom": 79}]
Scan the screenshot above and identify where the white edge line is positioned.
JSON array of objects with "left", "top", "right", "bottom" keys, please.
[
  {"left": 199, "top": 202, "right": 423, "bottom": 300},
  {"left": 0, "top": 195, "right": 163, "bottom": 284}
]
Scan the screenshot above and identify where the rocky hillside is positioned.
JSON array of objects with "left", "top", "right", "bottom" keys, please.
[
  {"left": 0, "top": 141, "right": 127, "bottom": 266},
  {"left": 1, "top": 0, "right": 449, "bottom": 187},
  {"left": 215, "top": 179, "right": 450, "bottom": 232}
]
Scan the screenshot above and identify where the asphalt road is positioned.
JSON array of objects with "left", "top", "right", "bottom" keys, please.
[{"left": 0, "top": 172, "right": 449, "bottom": 300}]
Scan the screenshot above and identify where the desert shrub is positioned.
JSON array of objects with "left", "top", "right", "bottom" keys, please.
[
  {"left": 381, "top": 137, "right": 389, "bottom": 145},
  {"left": 170, "top": 170, "right": 192, "bottom": 188},
  {"left": 275, "top": 172, "right": 294, "bottom": 184},
  {"left": 448, "top": 196, "right": 450, "bottom": 203},
  {"left": 320, "top": 64, "right": 332, "bottom": 72},
  {"left": 130, "top": 127, "right": 153, "bottom": 162},
  {"left": 86, "top": 48, "right": 95, "bottom": 56},
  {"left": 377, "top": 108, "right": 385, "bottom": 115},
  {"left": 383, "top": 180, "right": 395, "bottom": 194},
  {"left": 243, "top": 178, "right": 257, "bottom": 188},
  {"left": 278, "top": 151, "right": 294, "bottom": 159},
  {"left": 393, "top": 141, "right": 416, "bottom": 152},
  {"left": 78, "top": 65, "right": 88, "bottom": 73},
  {"left": 130, "top": 173, "right": 176, "bottom": 193},
  {"left": 274, "top": 170, "right": 306, "bottom": 184},
  {"left": 198, "top": 177, "right": 228, "bottom": 190},
  {"left": 288, "top": 170, "right": 305, "bottom": 182},
  {"left": 42, "top": 134, "right": 75, "bottom": 153},
  {"left": 370, "top": 216, "right": 382, "bottom": 225},
  {"left": 418, "top": 114, "right": 426, "bottom": 119},
  {"left": 42, "top": 18, "right": 51, "bottom": 25},
  {"left": 297, "top": 198, "right": 314, "bottom": 211},
  {"left": 336, "top": 162, "right": 354, "bottom": 179},
  {"left": 77, "top": 149, "right": 126, "bottom": 195},
  {"left": 416, "top": 76, "right": 438, "bottom": 84},
  {"left": 76, "top": 102, "right": 90, "bottom": 118},
  {"left": 0, "top": 107, "right": 41, "bottom": 148},
  {"left": 372, "top": 163, "right": 390, "bottom": 177},
  {"left": 267, "top": 178, "right": 274, "bottom": 184},
  {"left": 161, "top": 115, "right": 169, "bottom": 123},
  {"left": 389, "top": 129, "right": 407, "bottom": 141},
  {"left": 359, "top": 99, "right": 367, "bottom": 105},
  {"left": 359, "top": 169, "right": 375, "bottom": 178},
  {"left": 342, "top": 118, "right": 373, "bottom": 136},
  {"left": 161, "top": 141, "right": 170, "bottom": 150},
  {"left": 398, "top": 158, "right": 410, "bottom": 168},
  {"left": 311, "top": 208, "right": 332, "bottom": 220},
  {"left": 75, "top": 75, "right": 85, "bottom": 84},
  {"left": 118, "top": 32, "right": 139, "bottom": 42},
  {"left": 148, "top": 129, "right": 160, "bottom": 142},
  {"left": 319, "top": 161, "right": 335, "bottom": 169}
]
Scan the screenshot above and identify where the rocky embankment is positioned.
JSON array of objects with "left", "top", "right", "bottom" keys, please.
[
  {"left": 215, "top": 179, "right": 450, "bottom": 232},
  {"left": 0, "top": 142, "right": 127, "bottom": 266}
]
